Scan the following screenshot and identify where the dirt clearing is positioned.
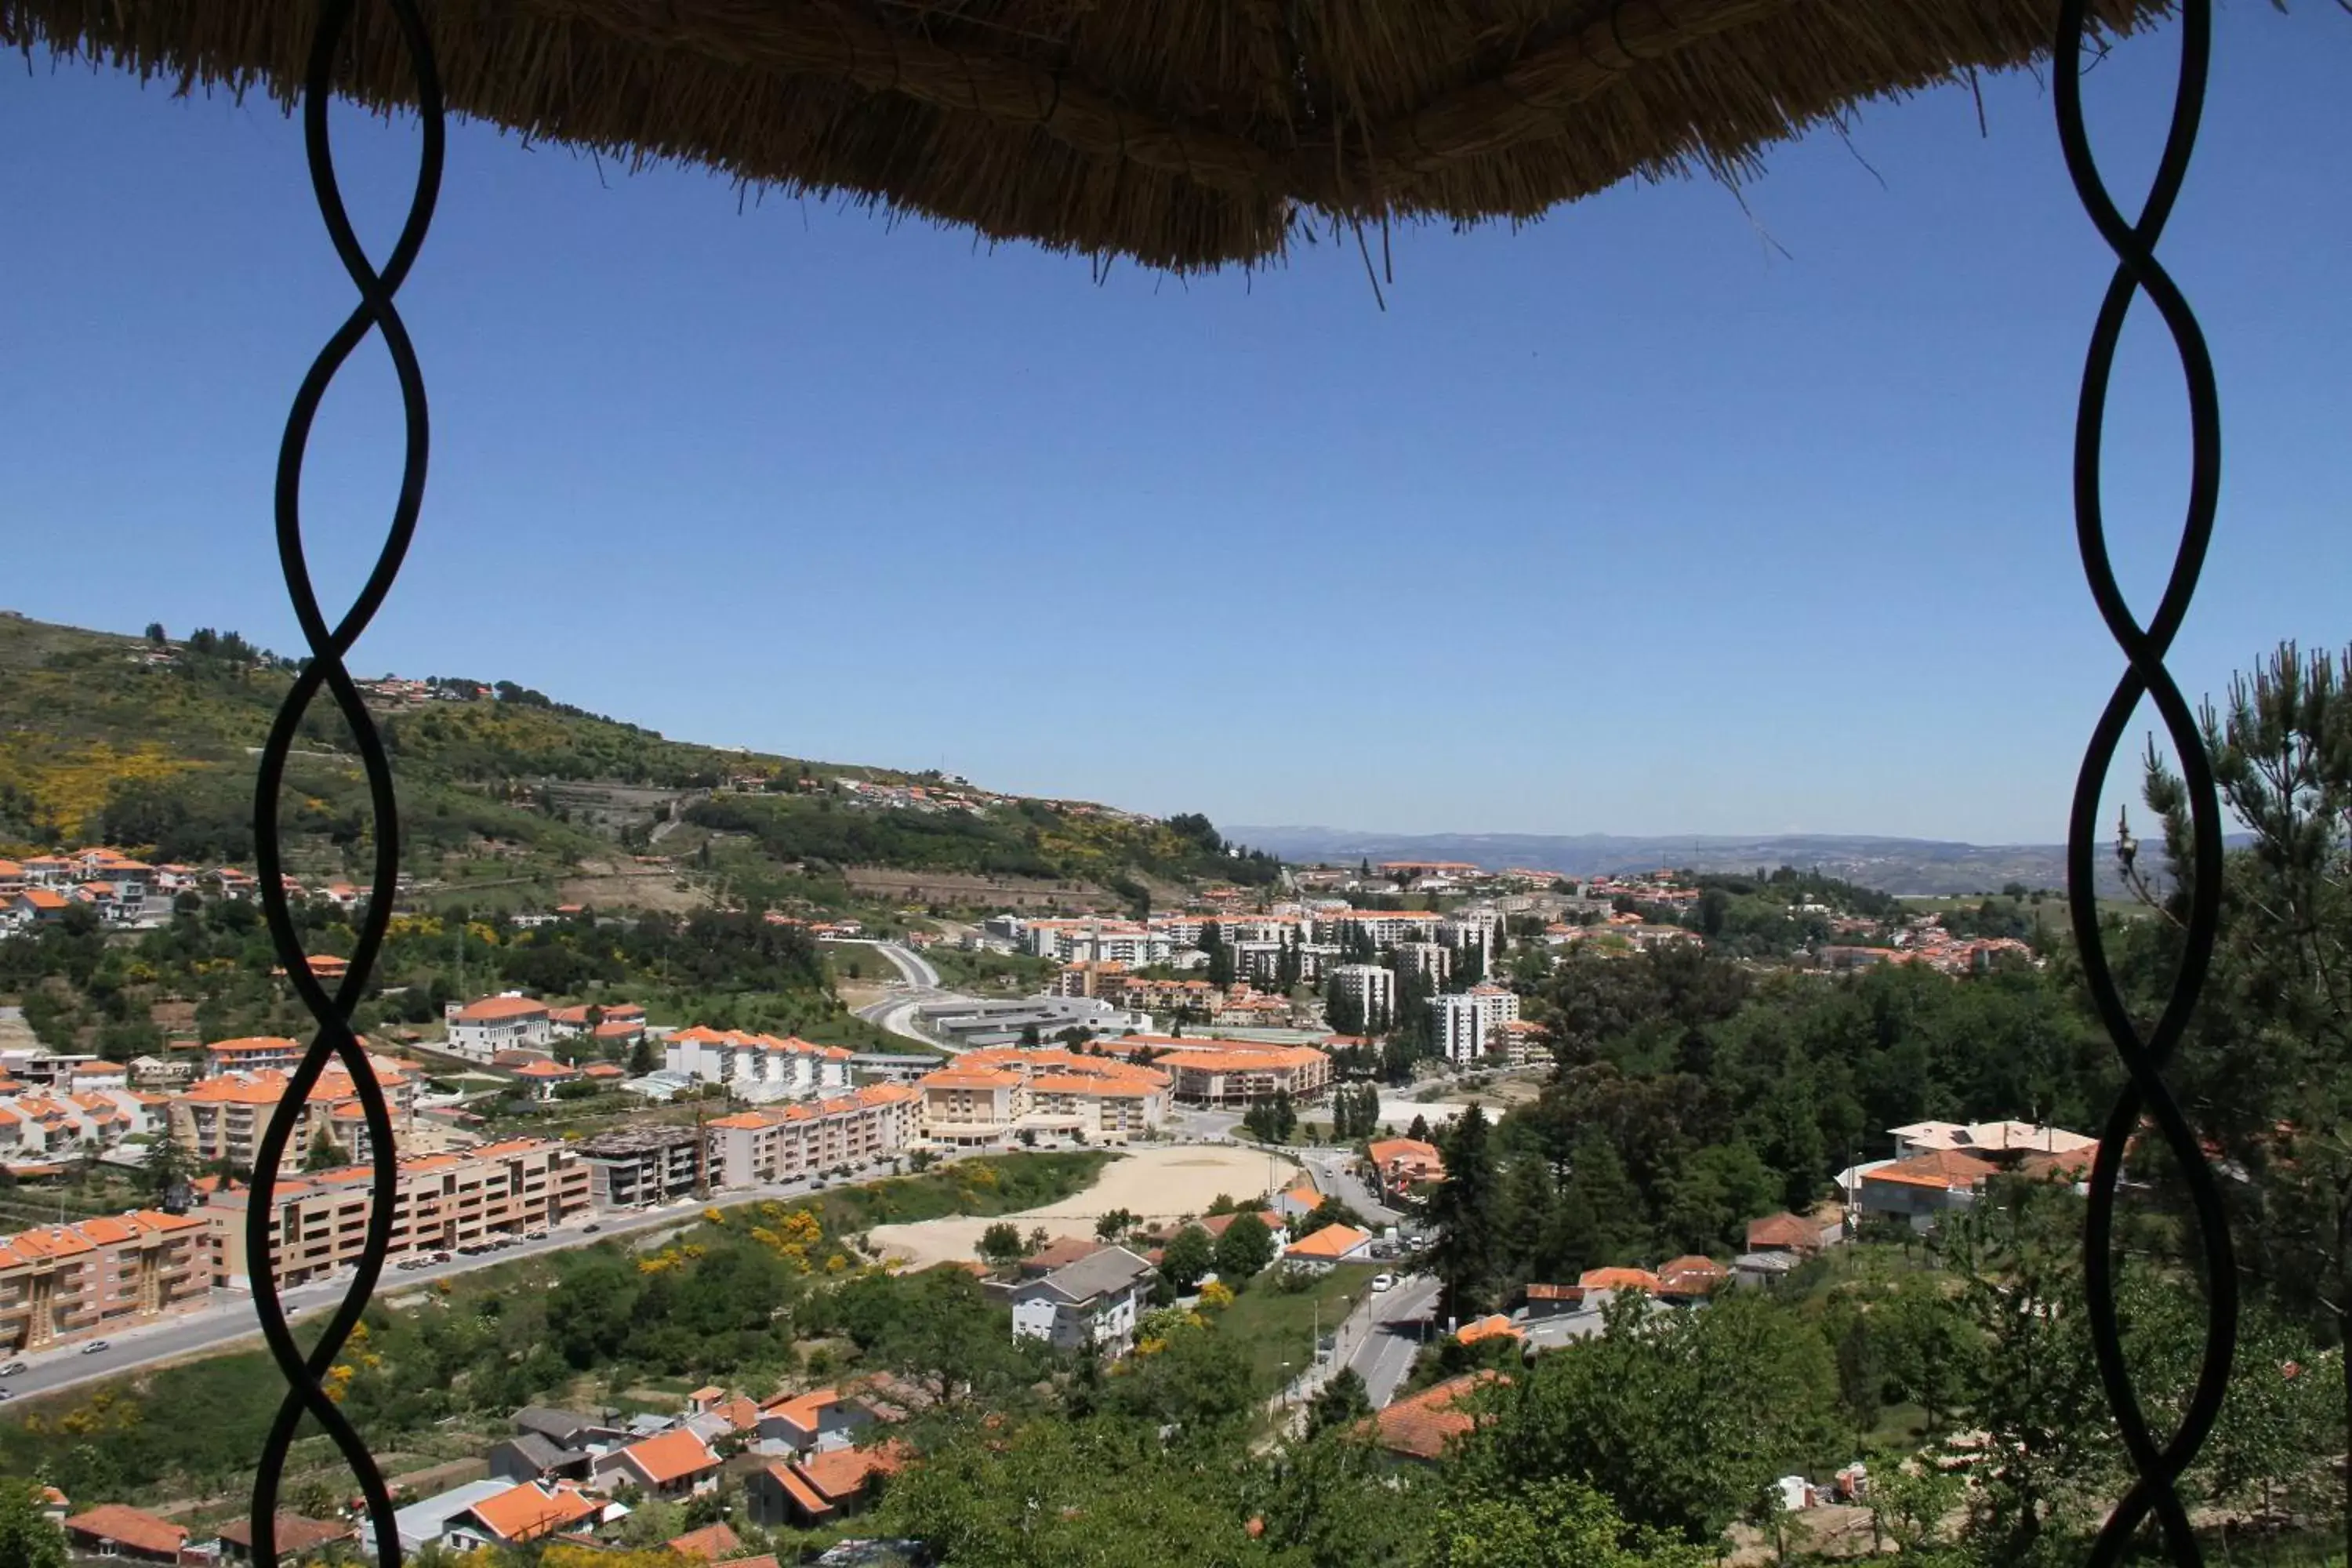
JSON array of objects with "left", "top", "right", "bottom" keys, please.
[{"left": 867, "top": 1145, "right": 1301, "bottom": 1269}]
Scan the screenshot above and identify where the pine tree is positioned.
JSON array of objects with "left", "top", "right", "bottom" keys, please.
[
  {"left": 1203, "top": 922, "right": 1235, "bottom": 989},
  {"left": 1497, "top": 1152, "right": 1558, "bottom": 1294},
  {"left": 1423, "top": 1104, "right": 1501, "bottom": 1319},
  {"left": 1563, "top": 1135, "right": 1652, "bottom": 1265}
]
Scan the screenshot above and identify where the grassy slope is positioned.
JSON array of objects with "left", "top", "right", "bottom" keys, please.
[
  {"left": 1215, "top": 1261, "right": 1381, "bottom": 1394},
  {"left": 0, "top": 612, "right": 1237, "bottom": 905}
]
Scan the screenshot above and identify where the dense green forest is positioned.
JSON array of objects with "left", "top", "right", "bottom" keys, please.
[
  {"left": 685, "top": 792, "right": 1280, "bottom": 887},
  {"left": 0, "top": 898, "right": 883, "bottom": 1060}
]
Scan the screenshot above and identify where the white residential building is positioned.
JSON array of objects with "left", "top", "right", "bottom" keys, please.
[
  {"left": 662, "top": 1026, "right": 853, "bottom": 1103},
  {"left": 1020, "top": 920, "right": 1175, "bottom": 967},
  {"left": 1329, "top": 964, "right": 1396, "bottom": 1029},
  {"left": 444, "top": 995, "right": 554, "bottom": 1060},
  {"left": 1392, "top": 942, "right": 1452, "bottom": 985},
  {"left": 1007, "top": 1246, "right": 1156, "bottom": 1355},
  {"left": 1430, "top": 983, "right": 1521, "bottom": 1065}
]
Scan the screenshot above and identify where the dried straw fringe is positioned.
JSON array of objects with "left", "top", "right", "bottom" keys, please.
[{"left": 1, "top": 0, "right": 2169, "bottom": 270}]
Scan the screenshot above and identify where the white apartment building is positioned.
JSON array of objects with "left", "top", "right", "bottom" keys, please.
[
  {"left": 1019, "top": 920, "right": 1175, "bottom": 966},
  {"left": 704, "top": 1083, "right": 922, "bottom": 1187},
  {"left": 1315, "top": 910, "right": 1444, "bottom": 949},
  {"left": 445, "top": 995, "right": 554, "bottom": 1060},
  {"left": 1442, "top": 911, "right": 1502, "bottom": 954},
  {"left": 1430, "top": 984, "right": 1522, "bottom": 1065},
  {"left": 1392, "top": 942, "right": 1452, "bottom": 984},
  {"left": 1330, "top": 964, "right": 1397, "bottom": 1029},
  {"left": 662, "top": 1026, "right": 853, "bottom": 1103}
]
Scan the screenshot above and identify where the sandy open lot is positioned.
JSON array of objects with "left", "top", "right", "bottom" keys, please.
[{"left": 868, "top": 1145, "right": 1302, "bottom": 1269}]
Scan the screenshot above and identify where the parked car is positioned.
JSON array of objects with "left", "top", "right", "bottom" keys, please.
[
  {"left": 1370, "top": 1273, "right": 1396, "bottom": 1293},
  {"left": 0, "top": 1360, "right": 26, "bottom": 1377},
  {"left": 81, "top": 1340, "right": 111, "bottom": 1354}
]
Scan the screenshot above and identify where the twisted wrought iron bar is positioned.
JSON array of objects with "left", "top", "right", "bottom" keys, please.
[
  {"left": 2054, "top": 0, "right": 2234, "bottom": 1562},
  {"left": 246, "top": 2, "right": 441, "bottom": 1565}
]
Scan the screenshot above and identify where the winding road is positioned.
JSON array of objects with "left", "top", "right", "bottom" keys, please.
[{"left": 839, "top": 939, "right": 974, "bottom": 1051}]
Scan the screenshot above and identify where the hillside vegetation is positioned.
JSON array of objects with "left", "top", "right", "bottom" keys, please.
[{"left": 0, "top": 612, "right": 1258, "bottom": 908}]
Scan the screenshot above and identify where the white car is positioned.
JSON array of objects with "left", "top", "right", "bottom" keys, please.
[{"left": 1370, "top": 1272, "right": 1396, "bottom": 1293}]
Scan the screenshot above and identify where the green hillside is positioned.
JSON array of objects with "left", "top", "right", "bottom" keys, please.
[{"left": 0, "top": 611, "right": 1270, "bottom": 910}]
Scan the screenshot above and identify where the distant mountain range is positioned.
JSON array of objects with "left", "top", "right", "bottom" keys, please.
[{"left": 1229, "top": 826, "right": 2138, "bottom": 898}]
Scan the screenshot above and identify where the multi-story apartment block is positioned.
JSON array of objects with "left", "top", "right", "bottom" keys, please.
[
  {"left": 1018, "top": 920, "right": 1176, "bottom": 967},
  {"left": 911, "top": 1049, "right": 1167, "bottom": 1148},
  {"left": 0, "top": 1211, "right": 209, "bottom": 1352},
  {"left": 1102, "top": 1036, "right": 1331, "bottom": 1105},
  {"left": 1314, "top": 909, "right": 1444, "bottom": 949},
  {"left": 662, "top": 1026, "right": 853, "bottom": 1103},
  {"left": 1430, "top": 984, "right": 1522, "bottom": 1065},
  {"left": 1329, "top": 964, "right": 1397, "bottom": 1029},
  {"left": 202, "top": 1138, "right": 590, "bottom": 1289},
  {"left": 705, "top": 1083, "right": 922, "bottom": 1187},
  {"left": 201, "top": 1036, "right": 307, "bottom": 1076},
  {"left": 1441, "top": 911, "right": 1502, "bottom": 956},
  {"left": 445, "top": 994, "right": 554, "bottom": 1060},
  {"left": 1392, "top": 942, "right": 1452, "bottom": 985},
  {"left": 575, "top": 1125, "right": 706, "bottom": 1209},
  {"left": 172, "top": 1058, "right": 416, "bottom": 1170}
]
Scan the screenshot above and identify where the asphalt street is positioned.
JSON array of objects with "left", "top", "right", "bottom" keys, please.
[{"left": 1349, "top": 1272, "right": 1443, "bottom": 1407}]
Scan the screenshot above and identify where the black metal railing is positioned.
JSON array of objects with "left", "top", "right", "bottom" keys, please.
[
  {"left": 2055, "top": 0, "right": 2235, "bottom": 1563},
  {"left": 245, "top": 2, "right": 441, "bottom": 1565}
]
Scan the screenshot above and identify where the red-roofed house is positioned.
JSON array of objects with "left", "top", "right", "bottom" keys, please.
[
  {"left": 666, "top": 1522, "right": 745, "bottom": 1562},
  {"left": 1283, "top": 1222, "right": 1374, "bottom": 1272},
  {"left": 1365, "top": 1372, "right": 1506, "bottom": 1464},
  {"left": 1578, "top": 1266, "right": 1662, "bottom": 1305},
  {"left": 1364, "top": 1137, "right": 1445, "bottom": 1198},
  {"left": 442, "top": 1481, "right": 602, "bottom": 1550},
  {"left": 445, "top": 993, "right": 554, "bottom": 1060},
  {"left": 1859, "top": 1149, "right": 2002, "bottom": 1229},
  {"left": 1747, "top": 1210, "right": 1841, "bottom": 1255},
  {"left": 509, "top": 1058, "right": 583, "bottom": 1099},
  {"left": 593, "top": 1428, "right": 721, "bottom": 1497},
  {"left": 746, "top": 1443, "right": 909, "bottom": 1527},
  {"left": 63, "top": 1503, "right": 187, "bottom": 1563}
]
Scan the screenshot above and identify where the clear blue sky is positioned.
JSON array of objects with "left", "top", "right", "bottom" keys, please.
[{"left": 2, "top": 10, "right": 2345, "bottom": 845}]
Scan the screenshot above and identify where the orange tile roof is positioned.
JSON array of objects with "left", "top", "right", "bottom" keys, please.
[
  {"left": 1368, "top": 1372, "right": 1505, "bottom": 1461},
  {"left": 615, "top": 1427, "right": 718, "bottom": 1486},
  {"left": 205, "top": 1036, "right": 303, "bottom": 1054},
  {"left": 64, "top": 1504, "right": 187, "bottom": 1557},
  {"left": 1658, "top": 1255, "right": 1728, "bottom": 1294},
  {"left": 510, "top": 1059, "right": 580, "bottom": 1079},
  {"left": 764, "top": 1461, "right": 829, "bottom": 1517},
  {"left": 1578, "top": 1267, "right": 1662, "bottom": 1293},
  {"left": 464, "top": 1482, "right": 600, "bottom": 1544},
  {"left": 1746, "top": 1212, "right": 1824, "bottom": 1251},
  {"left": 762, "top": 1388, "right": 842, "bottom": 1430},
  {"left": 455, "top": 995, "right": 551, "bottom": 1022},
  {"left": 666, "top": 1523, "right": 744, "bottom": 1561},
  {"left": 18, "top": 888, "right": 69, "bottom": 910},
  {"left": 1284, "top": 1222, "right": 1371, "bottom": 1261},
  {"left": 1865, "top": 1149, "right": 2002, "bottom": 1191},
  {"left": 1454, "top": 1313, "right": 1523, "bottom": 1345},
  {"left": 708, "top": 1396, "right": 762, "bottom": 1432},
  {"left": 798, "top": 1442, "right": 909, "bottom": 1501}
]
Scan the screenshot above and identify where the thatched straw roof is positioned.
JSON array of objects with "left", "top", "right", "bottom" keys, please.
[{"left": 5, "top": 0, "right": 2166, "bottom": 271}]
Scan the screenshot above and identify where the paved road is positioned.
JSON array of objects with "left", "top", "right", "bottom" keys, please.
[
  {"left": 0, "top": 1158, "right": 902, "bottom": 1406},
  {"left": 1295, "top": 1146, "right": 1404, "bottom": 1227},
  {"left": 1349, "top": 1272, "right": 1442, "bottom": 1407},
  {"left": 840, "top": 940, "right": 973, "bottom": 1051}
]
